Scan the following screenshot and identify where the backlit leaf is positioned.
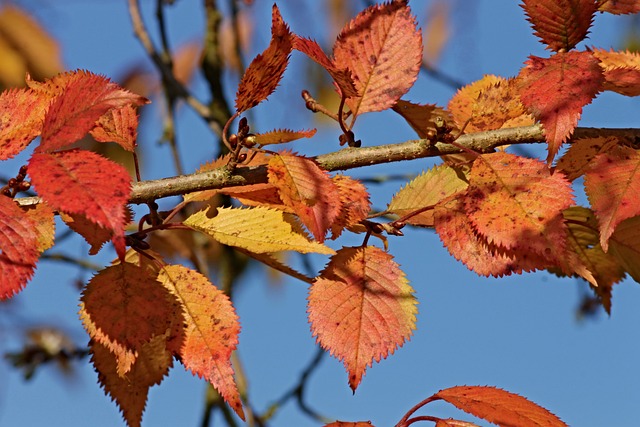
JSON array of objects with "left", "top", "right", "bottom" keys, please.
[
  {"left": 388, "top": 164, "right": 468, "bottom": 227},
  {"left": 61, "top": 209, "right": 132, "bottom": 256},
  {"left": 184, "top": 206, "right": 335, "bottom": 255},
  {"left": 517, "top": 51, "right": 603, "bottom": 163},
  {"left": 252, "top": 128, "right": 316, "bottom": 146},
  {"left": 333, "top": 0, "right": 422, "bottom": 117},
  {"left": 435, "top": 385, "right": 568, "bottom": 427},
  {"left": 392, "top": 100, "right": 455, "bottom": 139},
  {"left": 554, "top": 136, "right": 619, "bottom": 181},
  {"left": 0, "top": 195, "right": 39, "bottom": 299},
  {"left": 0, "top": 87, "right": 47, "bottom": 159},
  {"left": 157, "top": 264, "right": 244, "bottom": 420},
  {"left": 90, "top": 104, "right": 139, "bottom": 152},
  {"left": 330, "top": 175, "right": 371, "bottom": 239},
  {"left": 465, "top": 153, "right": 574, "bottom": 268},
  {"left": 592, "top": 48, "right": 640, "bottom": 96},
  {"left": 308, "top": 246, "right": 417, "bottom": 391},
  {"left": 521, "top": 0, "right": 596, "bottom": 51},
  {"left": 91, "top": 334, "right": 172, "bottom": 427},
  {"left": 20, "top": 202, "right": 55, "bottom": 253},
  {"left": 597, "top": 0, "right": 640, "bottom": 14},
  {"left": 609, "top": 215, "right": 640, "bottom": 283},
  {"left": 37, "top": 70, "right": 148, "bottom": 152},
  {"left": 28, "top": 149, "right": 131, "bottom": 258},
  {"left": 324, "top": 422, "right": 374, "bottom": 427},
  {"left": 268, "top": 153, "right": 340, "bottom": 242},
  {"left": 235, "top": 4, "right": 292, "bottom": 113},
  {"left": 584, "top": 145, "right": 640, "bottom": 251}
]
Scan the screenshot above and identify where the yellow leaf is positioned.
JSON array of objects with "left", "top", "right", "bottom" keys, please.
[{"left": 184, "top": 206, "right": 335, "bottom": 255}]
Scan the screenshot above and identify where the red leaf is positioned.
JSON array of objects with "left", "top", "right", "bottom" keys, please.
[
  {"left": 308, "top": 246, "right": 417, "bottom": 391},
  {"left": 268, "top": 153, "right": 341, "bottom": 242},
  {"left": 0, "top": 196, "right": 40, "bottom": 299},
  {"left": 293, "top": 36, "right": 358, "bottom": 98},
  {"left": 28, "top": 149, "right": 131, "bottom": 258},
  {"left": 521, "top": 0, "right": 596, "bottom": 51},
  {"left": 252, "top": 128, "right": 316, "bottom": 146},
  {"left": 592, "top": 48, "right": 640, "bottom": 96},
  {"left": 235, "top": 5, "right": 292, "bottom": 113},
  {"left": 324, "top": 422, "right": 374, "bottom": 427},
  {"left": 37, "top": 70, "right": 148, "bottom": 152},
  {"left": 584, "top": 145, "right": 640, "bottom": 251},
  {"left": 0, "top": 88, "right": 48, "bottom": 160},
  {"left": 435, "top": 386, "right": 568, "bottom": 427},
  {"left": 333, "top": 0, "right": 422, "bottom": 117},
  {"left": 90, "top": 104, "right": 139, "bottom": 151},
  {"left": 597, "top": 0, "right": 640, "bottom": 14},
  {"left": 517, "top": 51, "right": 603, "bottom": 163}
]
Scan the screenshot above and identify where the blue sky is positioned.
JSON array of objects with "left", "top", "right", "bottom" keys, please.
[{"left": 1, "top": 1, "right": 640, "bottom": 426}]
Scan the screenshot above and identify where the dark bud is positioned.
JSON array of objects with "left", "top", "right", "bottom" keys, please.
[{"left": 228, "top": 134, "right": 238, "bottom": 149}]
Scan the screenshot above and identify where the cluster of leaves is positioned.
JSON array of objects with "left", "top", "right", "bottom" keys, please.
[{"left": 1, "top": 0, "right": 640, "bottom": 426}]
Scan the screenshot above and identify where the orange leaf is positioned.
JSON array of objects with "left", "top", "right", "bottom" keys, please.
[
  {"left": 465, "top": 153, "right": 574, "bottom": 268},
  {"left": 253, "top": 128, "right": 316, "bottom": 146},
  {"left": 308, "top": 246, "right": 417, "bottom": 391},
  {"left": 422, "top": 1, "right": 450, "bottom": 65},
  {"left": 61, "top": 208, "right": 132, "bottom": 256},
  {"left": 517, "top": 51, "right": 603, "bottom": 163},
  {"left": 235, "top": 4, "right": 292, "bottom": 113},
  {"left": 584, "top": 145, "right": 640, "bottom": 251},
  {"left": 554, "top": 136, "right": 619, "bottom": 181},
  {"left": 597, "top": 0, "right": 640, "bottom": 14},
  {"left": 435, "top": 420, "right": 481, "bottom": 427},
  {"left": 90, "top": 104, "right": 139, "bottom": 151},
  {"left": 268, "top": 153, "right": 341, "bottom": 242},
  {"left": 521, "top": 0, "right": 596, "bottom": 51},
  {"left": 158, "top": 264, "right": 244, "bottom": 420},
  {"left": 333, "top": 0, "right": 422, "bottom": 117},
  {"left": 36, "top": 70, "right": 147, "bottom": 152},
  {"left": 91, "top": 335, "right": 173, "bottom": 427},
  {"left": 392, "top": 100, "right": 455, "bottom": 139},
  {"left": 592, "top": 48, "right": 640, "bottom": 96},
  {"left": 324, "top": 422, "right": 374, "bottom": 427},
  {"left": 435, "top": 385, "right": 568, "bottom": 427},
  {"left": 330, "top": 175, "right": 371, "bottom": 239},
  {"left": 0, "top": 195, "right": 39, "bottom": 299},
  {"left": 293, "top": 36, "right": 358, "bottom": 98},
  {"left": 28, "top": 149, "right": 131, "bottom": 258},
  {"left": 0, "top": 87, "right": 48, "bottom": 160},
  {"left": 20, "top": 202, "right": 55, "bottom": 253}
]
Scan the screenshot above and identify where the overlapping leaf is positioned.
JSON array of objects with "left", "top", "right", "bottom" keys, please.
[
  {"left": 235, "top": 4, "right": 292, "bottom": 113},
  {"left": 28, "top": 149, "right": 131, "bottom": 258},
  {"left": 184, "top": 206, "right": 335, "bottom": 254},
  {"left": 554, "top": 136, "right": 619, "bottom": 181},
  {"left": 392, "top": 100, "right": 455, "bottom": 139},
  {"left": 329, "top": 175, "right": 371, "bottom": 239},
  {"left": 308, "top": 246, "right": 417, "bottom": 391},
  {"left": 333, "top": 0, "right": 422, "bottom": 117},
  {"left": 252, "top": 128, "right": 316, "bottom": 146},
  {"left": 37, "top": 71, "right": 148, "bottom": 152},
  {"left": 517, "top": 51, "right": 604, "bottom": 163},
  {"left": 609, "top": 216, "right": 640, "bottom": 283},
  {"left": 0, "top": 88, "right": 48, "bottom": 159},
  {"left": 388, "top": 164, "right": 468, "bottom": 227},
  {"left": 434, "top": 386, "right": 568, "bottom": 427},
  {"left": 324, "top": 423, "right": 375, "bottom": 427},
  {"left": 592, "top": 48, "right": 640, "bottom": 96},
  {"left": 584, "top": 145, "right": 640, "bottom": 251},
  {"left": 157, "top": 264, "right": 244, "bottom": 420},
  {"left": 597, "top": 0, "right": 640, "bottom": 14},
  {"left": 521, "top": 0, "right": 596, "bottom": 51},
  {"left": 464, "top": 153, "right": 574, "bottom": 268},
  {"left": 268, "top": 153, "right": 340, "bottom": 242},
  {"left": 90, "top": 104, "right": 139, "bottom": 151}
]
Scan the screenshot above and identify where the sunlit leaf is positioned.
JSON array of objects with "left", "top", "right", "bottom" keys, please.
[
  {"left": 329, "top": 175, "right": 371, "bottom": 239},
  {"left": 252, "top": 128, "right": 316, "bottom": 146},
  {"left": 0, "top": 87, "right": 47, "bottom": 159},
  {"left": 90, "top": 104, "right": 139, "bottom": 152},
  {"left": 554, "top": 136, "right": 619, "bottom": 181},
  {"left": 597, "top": 0, "right": 640, "bottom": 14},
  {"left": 392, "top": 100, "right": 455, "bottom": 139},
  {"left": 592, "top": 48, "right": 640, "bottom": 96}
]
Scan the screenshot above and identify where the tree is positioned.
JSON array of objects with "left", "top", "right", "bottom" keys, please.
[{"left": 1, "top": 0, "right": 639, "bottom": 426}]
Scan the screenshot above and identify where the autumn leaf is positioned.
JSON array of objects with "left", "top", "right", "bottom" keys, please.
[
  {"left": 388, "top": 164, "right": 468, "bottom": 227},
  {"left": 28, "top": 149, "right": 131, "bottom": 258},
  {"left": 584, "top": 145, "right": 640, "bottom": 251},
  {"left": 0, "top": 87, "right": 48, "bottom": 160},
  {"left": 330, "top": 175, "right": 371, "bottom": 239},
  {"left": 252, "top": 128, "right": 316, "bottom": 146},
  {"left": 434, "top": 420, "right": 481, "bottom": 427},
  {"left": 434, "top": 385, "right": 568, "bottom": 427},
  {"left": 597, "top": 0, "right": 640, "bottom": 14},
  {"left": 464, "top": 153, "right": 574, "bottom": 269},
  {"left": 324, "top": 422, "right": 374, "bottom": 427},
  {"left": 609, "top": 215, "right": 640, "bottom": 283},
  {"left": 91, "top": 335, "right": 173, "bottom": 427},
  {"left": 554, "top": 136, "right": 619, "bottom": 181},
  {"left": 392, "top": 100, "right": 455, "bottom": 139},
  {"left": 90, "top": 104, "right": 139, "bottom": 151},
  {"left": 521, "top": 0, "right": 596, "bottom": 52},
  {"left": 308, "top": 246, "right": 417, "bottom": 391},
  {"left": 20, "top": 202, "right": 55, "bottom": 253},
  {"left": 184, "top": 206, "right": 335, "bottom": 255},
  {"left": 268, "top": 153, "right": 340, "bottom": 242},
  {"left": 235, "top": 4, "right": 292, "bottom": 113},
  {"left": 592, "top": 48, "right": 640, "bottom": 96},
  {"left": 157, "top": 264, "right": 244, "bottom": 420},
  {"left": 61, "top": 210, "right": 131, "bottom": 256},
  {"left": 220, "top": 183, "right": 285, "bottom": 210},
  {"left": 36, "top": 70, "right": 148, "bottom": 152},
  {"left": 517, "top": 51, "right": 604, "bottom": 163},
  {"left": 0, "top": 195, "right": 39, "bottom": 299},
  {"left": 333, "top": 0, "right": 422, "bottom": 117}
]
